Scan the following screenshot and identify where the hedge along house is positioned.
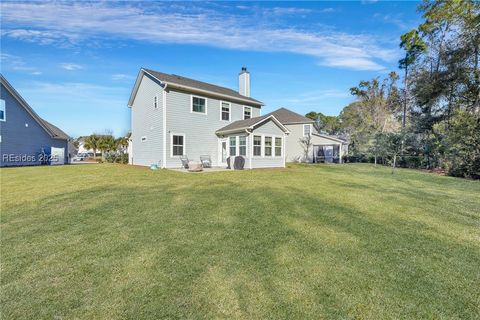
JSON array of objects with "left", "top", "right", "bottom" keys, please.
[{"left": 0, "top": 74, "right": 70, "bottom": 167}]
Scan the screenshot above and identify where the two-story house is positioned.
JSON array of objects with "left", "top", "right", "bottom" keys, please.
[
  {"left": 0, "top": 74, "right": 70, "bottom": 167},
  {"left": 128, "top": 67, "right": 346, "bottom": 169}
]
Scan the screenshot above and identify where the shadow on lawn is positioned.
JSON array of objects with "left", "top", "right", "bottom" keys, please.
[{"left": 2, "top": 177, "right": 479, "bottom": 319}]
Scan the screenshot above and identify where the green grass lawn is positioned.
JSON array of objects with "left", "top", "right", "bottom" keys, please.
[{"left": 1, "top": 164, "right": 479, "bottom": 319}]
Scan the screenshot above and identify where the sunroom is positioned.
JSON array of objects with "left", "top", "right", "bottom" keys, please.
[{"left": 216, "top": 115, "right": 290, "bottom": 169}]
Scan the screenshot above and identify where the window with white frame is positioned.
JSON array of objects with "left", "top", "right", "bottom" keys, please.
[
  {"left": 303, "top": 124, "right": 311, "bottom": 136},
  {"left": 239, "top": 136, "right": 246, "bottom": 156},
  {"left": 275, "top": 137, "right": 282, "bottom": 156},
  {"left": 244, "top": 106, "right": 252, "bottom": 120},
  {"left": 229, "top": 136, "right": 236, "bottom": 156},
  {"left": 192, "top": 96, "right": 206, "bottom": 114},
  {"left": 221, "top": 102, "right": 230, "bottom": 121},
  {"left": 171, "top": 134, "right": 185, "bottom": 156},
  {"left": 0, "top": 99, "right": 5, "bottom": 121},
  {"left": 264, "top": 136, "right": 272, "bottom": 156},
  {"left": 153, "top": 95, "right": 158, "bottom": 109},
  {"left": 253, "top": 135, "right": 262, "bottom": 156}
]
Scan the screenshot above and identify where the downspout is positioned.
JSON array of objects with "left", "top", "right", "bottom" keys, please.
[
  {"left": 162, "top": 83, "right": 167, "bottom": 168},
  {"left": 249, "top": 134, "right": 252, "bottom": 169}
]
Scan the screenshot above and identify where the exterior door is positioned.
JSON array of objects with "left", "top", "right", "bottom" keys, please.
[
  {"left": 50, "top": 147, "right": 65, "bottom": 165},
  {"left": 218, "top": 139, "right": 228, "bottom": 166}
]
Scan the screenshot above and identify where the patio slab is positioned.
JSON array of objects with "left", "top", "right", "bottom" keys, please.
[{"left": 169, "top": 167, "right": 233, "bottom": 173}]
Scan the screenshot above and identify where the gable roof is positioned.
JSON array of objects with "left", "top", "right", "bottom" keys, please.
[
  {"left": 264, "top": 107, "right": 314, "bottom": 124},
  {"left": 216, "top": 114, "right": 289, "bottom": 135},
  {"left": 0, "top": 74, "right": 70, "bottom": 141},
  {"left": 312, "top": 133, "right": 347, "bottom": 143},
  {"left": 128, "top": 68, "right": 263, "bottom": 107}
]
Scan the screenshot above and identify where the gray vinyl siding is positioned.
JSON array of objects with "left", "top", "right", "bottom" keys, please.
[
  {"left": 130, "top": 74, "right": 164, "bottom": 167},
  {"left": 0, "top": 83, "right": 68, "bottom": 167},
  {"left": 249, "top": 120, "right": 285, "bottom": 168},
  {"left": 285, "top": 124, "right": 310, "bottom": 162},
  {"left": 164, "top": 88, "right": 260, "bottom": 168},
  {"left": 284, "top": 123, "right": 342, "bottom": 162}
]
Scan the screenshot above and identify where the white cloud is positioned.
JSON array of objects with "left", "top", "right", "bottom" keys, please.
[
  {"left": 319, "top": 8, "right": 336, "bottom": 13},
  {"left": 1, "top": 53, "right": 42, "bottom": 75},
  {"left": 270, "top": 7, "right": 313, "bottom": 15},
  {"left": 112, "top": 74, "right": 134, "bottom": 81},
  {"left": 1, "top": 2, "right": 398, "bottom": 71},
  {"left": 60, "top": 63, "right": 82, "bottom": 71}
]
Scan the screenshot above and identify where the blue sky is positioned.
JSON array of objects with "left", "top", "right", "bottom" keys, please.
[{"left": 1, "top": 1, "right": 421, "bottom": 137}]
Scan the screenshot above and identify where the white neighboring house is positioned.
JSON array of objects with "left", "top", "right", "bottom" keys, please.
[
  {"left": 128, "top": 67, "right": 346, "bottom": 169},
  {"left": 263, "top": 108, "right": 347, "bottom": 163},
  {"left": 76, "top": 137, "right": 94, "bottom": 155}
]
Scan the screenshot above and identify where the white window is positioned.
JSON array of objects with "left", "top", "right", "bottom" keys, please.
[
  {"left": 141, "top": 136, "right": 147, "bottom": 142},
  {"left": 275, "top": 137, "right": 282, "bottom": 157},
  {"left": 191, "top": 96, "right": 206, "bottom": 114},
  {"left": 171, "top": 134, "right": 185, "bottom": 156},
  {"left": 244, "top": 106, "right": 252, "bottom": 120},
  {"left": 253, "top": 135, "right": 262, "bottom": 156},
  {"left": 229, "top": 136, "right": 236, "bottom": 156},
  {"left": 264, "top": 136, "right": 272, "bottom": 156},
  {"left": 303, "top": 124, "right": 311, "bottom": 136},
  {"left": 154, "top": 95, "right": 158, "bottom": 109},
  {"left": 221, "top": 102, "right": 230, "bottom": 121},
  {"left": 0, "top": 99, "right": 5, "bottom": 121},
  {"left": 239, "top": 136, "right": 246, "bottom": 156}
]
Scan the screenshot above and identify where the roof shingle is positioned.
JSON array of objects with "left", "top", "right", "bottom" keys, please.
[
  {"left": 216, "top": 107, "right": 313, "bottom": 134},
  {"left": 143, "top": 68, "right": 263, "bottom": 106},
  {"left": 264, "top": 107, "right": 314, "bottom": 124}
]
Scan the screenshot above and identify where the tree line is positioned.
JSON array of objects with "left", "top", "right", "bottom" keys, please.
[
  {"left": 74, "top": 131, "right": 130, "bottom": 163},
  {"left": 307, "top": 0, "right": 479, "bottom": 178}
]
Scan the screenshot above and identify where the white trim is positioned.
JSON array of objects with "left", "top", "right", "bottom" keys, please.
[
  {"left": 243, "top": 106, "right": 252, "bottom": 120},
  {"left": 162, "top": 86, "right": 167, "bottom": 168},
  {"left": 252, "top": 115, "right": 290, "bottom": 134},
  {"left": 215, "top": 115, "right": 290, "bottom": 135},
  {"left": 252, "top": 134, "right": 262, "bottom": 158},
  {"left": 170, "top": 132, "right": 186, "bottom": 157},
  {"left": 248, "top": 135, "right": 253, "bottom": 169},
  {"left": 303, "top": 124, "right": 312, "bottom": 137},
  {"left": 219, "top": 101, "right": 231, "bottom": 122},
  {"left": 218, "top": 138, "right": 228, "bottom": 166},
  {"left": 274, "top": 136, "right": 283, "bottom": 158},
  {"left": 264, "top": 136, "right": 273, "bottom": 157},
  {"left": 283, "top": 121, "right": 315, "bottom": 125},
  {"left": 238, "top": 135, "right": 247, "bottom": 157},
  {"left": 0, "top": 99, "right": 5, "bottom": 122},
  {"left": 228, "top": 136, "right": 237, "bottom": 157},
  {"left": 312, "top": 133, "right": 346, "bottom": 143},
  {"left": 251, "top": 133, "right": 283, "bottom": 159},
  {"left": 190, "top": 95, "right": 208, "bottom": 115}
]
